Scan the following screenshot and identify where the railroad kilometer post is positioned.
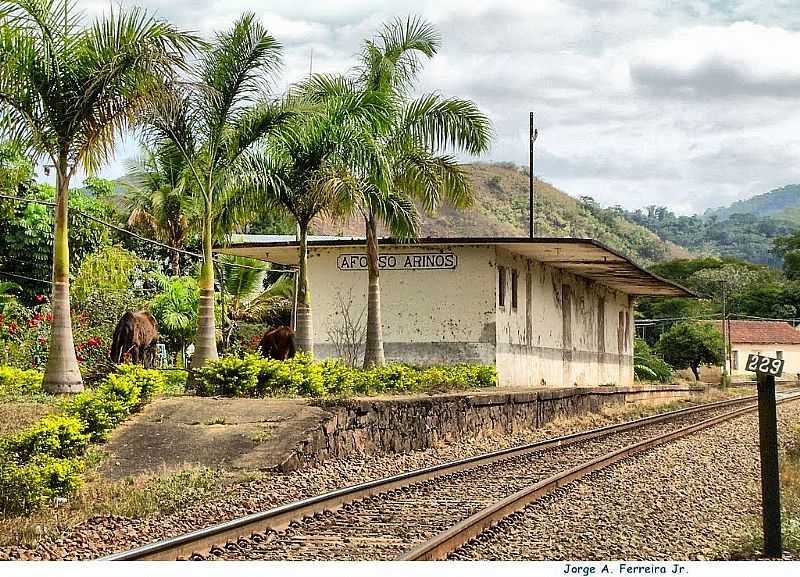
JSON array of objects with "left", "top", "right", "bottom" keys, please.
[{"left": 746, "top": 353, "right": 783, "bottom": 558}]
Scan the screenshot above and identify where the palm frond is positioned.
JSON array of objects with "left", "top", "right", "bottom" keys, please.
[
  {"left": 399, "top": 93, "right": 492, "bottom": 156},
  {"left": 199, "top": 12, "right": 282, "bottom": 146}
]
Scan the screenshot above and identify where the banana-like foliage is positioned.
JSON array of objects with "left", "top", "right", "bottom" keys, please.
[
  {"left": 0, "top": 0, "right": 201, "bottom": 392},
  {"left": 218, "top": 255, "right": 293, "bottom": 347}
]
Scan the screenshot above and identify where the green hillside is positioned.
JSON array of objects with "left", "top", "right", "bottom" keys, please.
[
  {"left": 315, "top": 162, "right": 689, "bottom": 265},
  {"left": 704, "top": 184, "right": 800, "bottom": 221}
]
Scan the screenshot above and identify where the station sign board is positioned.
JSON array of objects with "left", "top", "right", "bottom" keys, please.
[
  {"left": 337, "top": 252, "right": 457, "bottom": 271},
  {"left": 746, "top": 353, "right": 784, "bottom": 377}
]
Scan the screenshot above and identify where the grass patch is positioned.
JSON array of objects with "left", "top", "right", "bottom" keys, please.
[
  {"left": 249, "top": 427, "right": 272, "bottom": 444},
  {"left": 0, "top": 465, "right": 230, "bottom": 548},
  {"left": 0, "top": 394, "right": 59, "bottom": 436}
]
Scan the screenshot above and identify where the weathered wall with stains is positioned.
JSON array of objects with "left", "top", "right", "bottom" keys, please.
[
  {"left": 494, "top": 247, "right": 634, "bottom": 388},
  {"left": 305, "top": 244, "right": 634, "bottom": 387},
  {"left": 306, "top": 244, "right": 496, "bottom": 366}
]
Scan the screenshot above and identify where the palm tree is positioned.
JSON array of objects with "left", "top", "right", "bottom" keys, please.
[
  {"left": 124, "top": 142, "right": 195, "bottom": 276},
  {"left": 264, "top": 83, "right": 391, "bottom": 355},
  {"left": 303, "top": 17, "right": 492, "bottom": 367},
  {"left": 142, "top": 13, "right": 294, "bottom": 370},
  {"left": 0, "top": 0, "right": 200, "bottom": 392}
]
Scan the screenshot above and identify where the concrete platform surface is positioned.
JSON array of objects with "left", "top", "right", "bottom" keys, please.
[{"left": 100, "top": 397, "right": 330, "bottom": 479}]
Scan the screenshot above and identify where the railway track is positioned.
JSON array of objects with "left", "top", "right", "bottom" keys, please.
[{"left": 101, "top": 392, "right": 797, "bottom": 561}]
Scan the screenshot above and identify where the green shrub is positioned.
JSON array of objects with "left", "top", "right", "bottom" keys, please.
[
  {"left": 62, "top": 391, "right": 115, "bottom": 442},
  {"left": 2, "top": 415, "right": 90, "bottom": 462},
  {"left": 0, "top": 455, "right": 84, "bottom": 515},
  {"left": 0, "top": 366, "right": 43, "bottom": 396},
  {"left": 96, "top": 372, "right": 141, "bottom": 414},
  {"left": 113, "top": 364, "right": 165, "bottom": 403},
  {"left": 31, "top": 454, "right": 84, "bottom": 496},
  {"left": 162, "top": 370, "right": 188, "bottom": 395},
  {"left": 193, "top": 355, "right": 260, "bottom": 397},
  {"left": 194, "top": 354, "right": 497, "bottom": 399},
  {"left": 634, "top": 338, "right": 673, "bottom": 383}
]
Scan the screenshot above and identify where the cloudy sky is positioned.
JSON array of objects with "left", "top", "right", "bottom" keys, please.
[{"left": 75, "top": 0, "right": 800, "bottom": 214}]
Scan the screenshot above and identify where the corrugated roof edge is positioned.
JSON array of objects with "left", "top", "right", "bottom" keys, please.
[{"left": 218, "top": 235, "right": 699, "bottom": 299}]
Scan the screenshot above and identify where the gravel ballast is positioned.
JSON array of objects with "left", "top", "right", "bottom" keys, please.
[
  {"left": 0, "top": 396, "right": 767, "bottom": 560},
  {"left": 452, "top": 400, "right": 800, "bottom": 560}
]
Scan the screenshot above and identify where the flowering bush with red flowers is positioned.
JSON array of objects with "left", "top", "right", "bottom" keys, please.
[{"left": 0, "top": 298, "right": 107, "bottom": 377}]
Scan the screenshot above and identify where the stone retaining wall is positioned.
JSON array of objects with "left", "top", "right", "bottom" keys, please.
[{"left": 280, "top": 385, "right": 703, "bottom": 471}]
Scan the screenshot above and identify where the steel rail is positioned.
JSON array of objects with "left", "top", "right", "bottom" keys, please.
[
  {"left": 399, "top": 391, "right": 800, "bottom": 561},
  {"left": 100, "top": 393, "right": 762, "bottom": 561}
]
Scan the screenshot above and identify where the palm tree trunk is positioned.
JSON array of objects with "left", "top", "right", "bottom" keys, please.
[
  {"left": 169, "top": 247, "right": 180, "bottom": 276},
  {"left": 295, "top": 223, "right": 314, "bottom": 355},
  {"left": 363, "top": 213, "right": 385, "bottom": 368},
  {"left": 43, "top": 158, "right": 83, "bottom": 393},
  {"left": 191, "top": 210, "right": 219, "bottom": 369}
]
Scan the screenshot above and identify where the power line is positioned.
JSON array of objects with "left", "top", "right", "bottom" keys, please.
[
  {"left": 0, "top": 193, "right": 297, "bottom": 274},
  {"left": 0, "top": 270, "right": 52, "bottom": 285}
]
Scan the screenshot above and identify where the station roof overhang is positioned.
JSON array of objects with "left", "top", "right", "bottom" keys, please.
[{"left": 216, "top": 235, "right": 697, "bottom": 298}]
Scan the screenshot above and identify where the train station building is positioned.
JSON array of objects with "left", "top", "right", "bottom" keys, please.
[{"left": 218, "top": 236, "right": 693, "bottom": 388}]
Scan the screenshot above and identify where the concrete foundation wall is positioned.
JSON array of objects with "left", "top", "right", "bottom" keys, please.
[
  {"left": 494, "top": 247, "right": 633, "bottom": 388},
  {"left": 285, "top": 385, "right": 703, "bottom": 470}
]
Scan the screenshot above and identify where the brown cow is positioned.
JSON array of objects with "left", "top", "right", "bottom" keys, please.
[
  {"left": 259, "top": 326, "right": 296, "bottom": 360},
  {"left": 110, "top": 311, "right": 159, "bottom": 368}
]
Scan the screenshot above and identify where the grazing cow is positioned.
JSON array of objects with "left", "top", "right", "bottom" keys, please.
[
  {"left": 259, "top": 326, "right": 296, "bottom": 360},
  {"left": 110, "top": 311, "right": 159, "bottom": 368}
]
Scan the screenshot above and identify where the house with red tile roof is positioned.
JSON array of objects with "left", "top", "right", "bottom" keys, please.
[{"left": 713, "top": 320, "right": 800, "bottom": 377}]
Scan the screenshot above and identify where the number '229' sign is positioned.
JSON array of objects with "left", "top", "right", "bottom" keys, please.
[{"left": 746, "top": 354, "right": 784, "bottom": 377}]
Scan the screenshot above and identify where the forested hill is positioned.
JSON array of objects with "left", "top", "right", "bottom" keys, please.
[
  {"left": 314, "top": 163, "right": 689, "bottom": 265},
  {"left": 704, "top": 184, "right": 800, "bottom": 221}
]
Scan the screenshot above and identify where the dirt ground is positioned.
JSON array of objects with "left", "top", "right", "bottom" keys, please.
[{"left": 100, "top": 397, "right": 331, "bottom": 479}]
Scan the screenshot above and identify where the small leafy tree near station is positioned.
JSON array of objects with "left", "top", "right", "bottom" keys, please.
[{"left": 656, "top": 322, "right": 724, "bottom": 381}]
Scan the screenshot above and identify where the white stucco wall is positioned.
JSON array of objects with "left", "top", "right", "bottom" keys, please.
[
  {"left": 493, "top": 247, "right": 633, "bottom": 388},
  {"left": 306, "top": 244, "right": 496, "bottom": 366},
  {"left": 302, "top": 243, "right": 634, "bottom": 387},
  {"left": 730, "top": 343, "right": 800, "bottom": 379}
]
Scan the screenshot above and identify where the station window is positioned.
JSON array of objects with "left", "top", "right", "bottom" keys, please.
[
  {"left": 731, "top": 350, "right": 738, "bottom": 370},
  {"left": 511, "top": 270, "right": 518, "bottom": 310},
  {"left": 777, "top": 350, "right": 784, "bottom": 360},
  {"left": 498, "top": 266, "right": 506, "bottom": 307}
]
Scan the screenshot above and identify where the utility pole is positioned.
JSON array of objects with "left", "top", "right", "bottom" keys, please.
[
  {"left": 529, "top": 112, "right": 538, "bottom": 238},
  {"left": 721, "top": 280, "right": 728, "bottom": 382}
]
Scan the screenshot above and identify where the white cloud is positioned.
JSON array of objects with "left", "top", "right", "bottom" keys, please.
[
  {"left": 61, "top": 0, "right": 800, "bottom": 215},
  {"left": 628, "top": 22, "right": 800, "bottom": 97}
]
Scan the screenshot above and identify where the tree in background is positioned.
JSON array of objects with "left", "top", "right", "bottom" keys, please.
[
  {"left": 71, "top": 246, "right": 144, "bottom": 303},
  {"left": 151, "top": 275, "right": 199, "bottom": 368},
  {"left": 656, "top": 322, "right": 724, "bottom": 381},
  {"left": 143, "top": 13, "right": 294, "bottom": 370},
  {"left": 772, "top": 230, "right": 800, "bottom": 281},
  {"left": 0, "top": 184, "right": 114, "bottom": 298},
  {"left": 0, "top": 0, "right": 200, "bottom": 392},
  {"left": 124, "top": 142, "right": 196, "bottom": 276}
]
